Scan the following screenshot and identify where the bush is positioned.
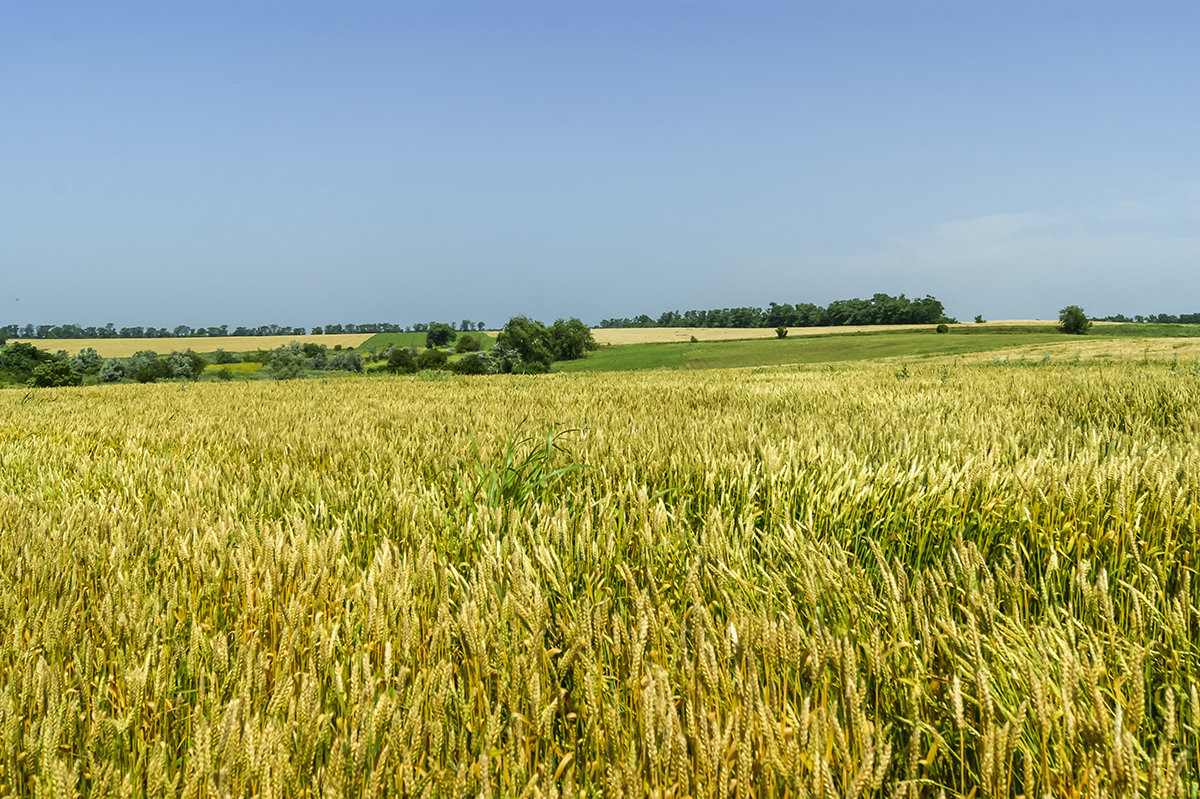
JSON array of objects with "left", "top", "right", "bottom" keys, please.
[
  {"left": 269, "top": 349, "right": 304, "bottom": 380},
  {"left": 28, "top": 360, "right": 82, "bottom": 387},
  {"left": 0, "top": 342, "right": 52, "bottom": 384},
  {"left": 167, "top": 350, "right": 206, "bottom": 379},
  {"left": 215, "top": 367, "right": 234, "bottom": 381},
  {"left": 974, "top": 315, "right": 985, "bottom": 323},
  {"left": 1059, "top": 305, "right": 1092, "bottom": 334},
  {"left": 450, "top": 352, "right": 492, "bottom": 375},
  {"left": 775, "top": 326, "right": 788, "bottom": 339},
  {"left": 385, "top": 348, "right": 417, "bottom": 374},
  {"left": 213, "top": 348, "right": 239, "bottom": 364},
  {"left": 936, "top": 324, "right": 949, "bottom": 334},
  {"left": 129, "top": 351, "right": 171, "bottom": 383},
  {"left": 98, "top": 359, "right": 125, "bottom": 383},
  {"left": 328, "top": 350, "right": 363, "bottom": 372},
  {"left": 70, "top": 347, "right": 103, "bottom": 375},
  {"left": 455, "top": 335, "right": 482, "bottom": 353},
  {"left": 416, "top": 348, "right": 448, "bottom": 370}
]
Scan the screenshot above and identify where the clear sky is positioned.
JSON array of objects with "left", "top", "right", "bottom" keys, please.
[{"left": 3, "top": 1, "right": 1197, "bottom": 328}]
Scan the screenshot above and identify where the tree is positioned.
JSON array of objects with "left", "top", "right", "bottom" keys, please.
[
  {"left": 775, "top": 326, "right": 788, "bottom": 339},
  {"left": 1059, "top": 305, "right": 1092, "bottom": 334},
  {"left": 495, "top": 316, "right": 553, "bottom": 371},
  {"left": 547, "top": 318, "right": 597, "bottom": 361},
  {"left": 426, "top": 323, "right": 457, "bottom": 348}
]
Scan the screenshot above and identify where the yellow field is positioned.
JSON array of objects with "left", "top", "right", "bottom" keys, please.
[
  {"left": 10, "top": 333, "right": 374, "bottom": 358},
  {"left": 959, "top": 335, "right": 1200, "bottom": 365},
  {"left": 591, "top": 319, "right": 1060, "bottom": 345},
  {"left": 0, "top": 364, "right": 1197, "bottom": 795}
]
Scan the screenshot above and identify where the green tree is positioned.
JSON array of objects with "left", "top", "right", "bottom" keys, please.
[
  {"left": 775, "top": 326, "right": 788, "bottom": 339},
  {"left": 547, "top": 318, "right": 597, "bottom": 361},
  {"left": 496, "top": 316, "right": 553, "bottom": 371},
  {"left": 1059, "top": 305, "right": 1092, "bottom": 334},
  {"left": 426, "top": 323, "right": 457, "bottom": 348}
]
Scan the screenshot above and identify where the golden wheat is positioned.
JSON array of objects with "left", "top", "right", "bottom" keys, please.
[{"left": 0, "top": 362, "right": 1196, "bottom": 796}]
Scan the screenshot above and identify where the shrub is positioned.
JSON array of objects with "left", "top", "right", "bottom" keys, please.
[
  {"left": 70, "top": 347, "right": 103, "bottom": 375},
  {"left": 416, "top": 348, "right": 448, "bottom": 370},
  {"left": 28, "top": 360, "right": 82, "bottom": 387},
  {"left": 936, "top": 323, "right": 949, "bottom": 334},
  {"left": 213, "top": 348, "right": 239, "bottom": 364},
  {"left": 775, "top": 326, "right": 788, "bottom": 339},
  {"left": 129, "top": 351, "right": 171, "bottom": 383},
  {"left": 269, "top": 349, "right": 304, "bottom": 380},
  {"left": 98, "top": 358, "right": 125, "bottom": 383},
  {"left": 974, "top": 315, "right": 985, "bottom": 323},
  {"left": 455, "top": 335, "right": 482, "bottom": 353},
  {"left": 450, "top": 352, "right": 492, "bottom": 375},
  {"left": 215, "top": 367, "right": 234, "bottom": 381},
  {"left": 386, "top": 348, "right": 417, "bottom": 374},
  {"left": 328, "top": 350, "right": 363, "bottom": 372}
]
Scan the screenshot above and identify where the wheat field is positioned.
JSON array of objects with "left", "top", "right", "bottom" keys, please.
[
  {"left": 0, "top": 363, "right": 1197, "bottom": 796},
  {"left": 8, "top": 334, "right": 374, "bottom": 358}
]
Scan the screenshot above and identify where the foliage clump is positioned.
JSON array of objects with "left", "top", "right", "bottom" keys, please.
[{"left": 1060, "top": 304, "right": 1092, "bottom": 334}]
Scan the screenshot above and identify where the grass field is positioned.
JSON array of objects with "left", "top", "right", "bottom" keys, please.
[
  {"left": 9, "top": 334, "right": 374, "bottom": 358},
  {"left": 1, "top": 361, "right": 1198, "bottom": 795},
  {"left": 559, "top": 329, "right": 1073, "bottom": 371},
  {"left": 589, "top": 320, "right": 1074, "bottom": 345}
]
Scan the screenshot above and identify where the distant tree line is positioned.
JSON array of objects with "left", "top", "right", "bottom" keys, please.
[
  {"left": 599, "top": 293, "right": 953, "bottom": 328},
  {"left": 0, "top": 320, "right": 488, "bottom": 339},
  {"left": 1094, "top": 313, "right": 1200, "bottom": 324}
]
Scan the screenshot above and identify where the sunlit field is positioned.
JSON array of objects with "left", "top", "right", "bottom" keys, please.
[{"left": 1, "top": 362, "right": 1198, "bottom": 796}]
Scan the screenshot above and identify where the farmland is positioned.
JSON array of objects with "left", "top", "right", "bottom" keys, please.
[
  {"left": 1, "top": 361, "right": 1198, "bottom": 796},
  {"left": 7, "top": 334, "right": 374, "bottom": 359}
]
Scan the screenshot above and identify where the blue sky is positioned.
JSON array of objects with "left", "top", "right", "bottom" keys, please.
[{"left": 3, "top": 1, "right": 1197, "bottom": 328}]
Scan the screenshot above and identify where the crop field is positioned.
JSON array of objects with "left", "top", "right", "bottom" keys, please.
[
  {"left": 1, "top": 363, "right": 1198, "bottom": 796},
  {"left": 9, "top": 334, "right": 374, "bottom": 358}
]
